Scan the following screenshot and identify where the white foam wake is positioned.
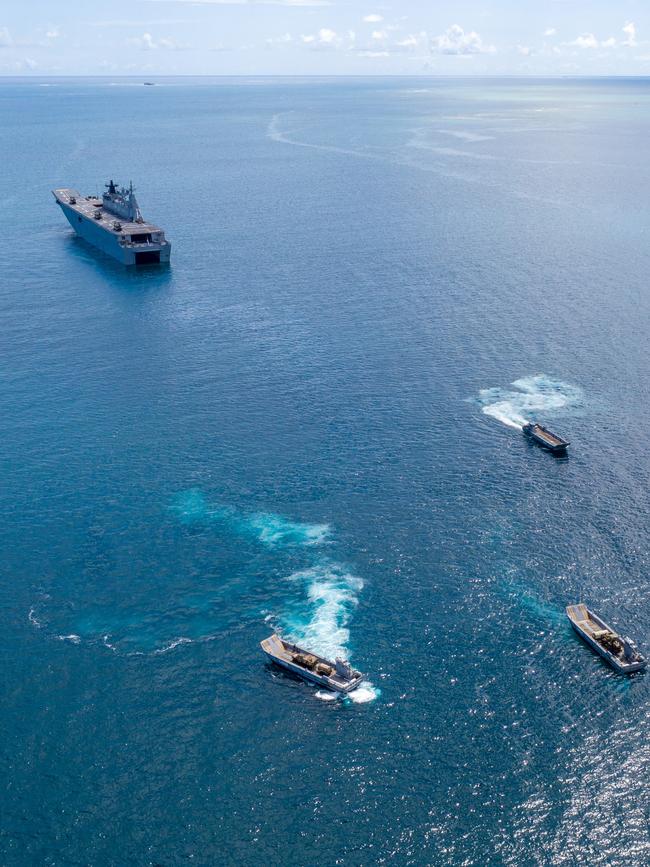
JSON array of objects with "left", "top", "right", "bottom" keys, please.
[
  {"left": 477, "top": 374, "right": 583, "bottom": 430},
  {"left": 346, "top": 683, "right": 380, "bottom": 704},
  {"left": 282, "top": 561, "right": 363, "bottom": 660},
  {"left": 246, "top": 512, "right": 330, "bottom": 548},
  {"left": 153, "top": 637, "right": 193, "bottom": 654},
  {"left": 279, "top": 561, "right": 380, "bottom": 704}
]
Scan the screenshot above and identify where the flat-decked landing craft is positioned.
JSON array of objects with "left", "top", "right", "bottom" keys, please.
[
  {"left": 261, "top": 633, "right": 364, "bottom": 693},
  {"left": 522, "top": 422, "right": 570, "bottom": 452},
  {"left": 567, "top": 603, "right": 647, "bottom": 673}
]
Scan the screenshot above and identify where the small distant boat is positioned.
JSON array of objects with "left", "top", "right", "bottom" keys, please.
[
  {"left": 143, "top": 82, "right": 155, "bottom": 86},
  {"left": 522, "top": 422, "right": 569, "bottom": 452},
  {"left": 566, "top": 604, "right": 647, "bottom": 674},
  {"left": 260, "top": 633, "right": 363, "bottom": 693}
]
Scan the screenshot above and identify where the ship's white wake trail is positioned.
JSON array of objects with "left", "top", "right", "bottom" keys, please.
[
  {"left": 281, "top": 562, "right": 363, "bottom": 661},
  {"left": 280, "top": 561, "right": 380, "bottom": 704},
  {"left": 477, "top": 374, "right": 583, "bottom": 430},
  {"left": 267, "top": 113, "right": 382, "bottom": 162}
]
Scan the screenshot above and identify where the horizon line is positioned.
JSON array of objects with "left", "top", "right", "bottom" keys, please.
[{"left": 3, "top": 72, "right": 650, "bottom": 79}]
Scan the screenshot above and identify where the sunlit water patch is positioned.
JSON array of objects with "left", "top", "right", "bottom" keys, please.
[
  {"left": 499, "top": 576, "right": 567, "bottom": 627},
  {"left": 476, "top": 374, "right": 583, "bottom": 429}
]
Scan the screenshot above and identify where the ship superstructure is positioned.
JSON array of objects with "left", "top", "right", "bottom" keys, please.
[{"left": 53, "top": 181, "right": 171, "bottom": 265}]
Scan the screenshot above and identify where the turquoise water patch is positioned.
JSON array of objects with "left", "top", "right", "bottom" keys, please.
[
  {"left": 170, "top": 492, "right": 376, "bottom": 700},
  {"left": 171, "top": 488, "right": 213, "bottom": 524},
  {"left": 172, "top": 488, "right": 330, "bottom": 547},
  {"left": 499, "top": 576, "right": 567, "bottom": 627},
  {"left": 27, "top": 572, "right": 255, "bottom": 655}
]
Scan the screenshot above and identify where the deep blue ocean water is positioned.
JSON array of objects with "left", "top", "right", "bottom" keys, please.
[{"left": 2, "top": 76, "right": 650, "bottom": 865}]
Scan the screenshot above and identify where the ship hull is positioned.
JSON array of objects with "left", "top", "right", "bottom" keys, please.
[
  {"left": 569, "top": 621, "right": 646, "bottom": 673},
  {"left": 262, "top": 649, "right": 362, "bottom": 693},
  {"left": 522, "top": 423, "right": 569, "bottom": 452},
  {"left": 56, "top": 198, "right": 171, "bottom": 266}
]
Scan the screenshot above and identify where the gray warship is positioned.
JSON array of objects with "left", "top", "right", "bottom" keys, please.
[{"left": 52, "top": 181, "right": 171, "bottom": 265}]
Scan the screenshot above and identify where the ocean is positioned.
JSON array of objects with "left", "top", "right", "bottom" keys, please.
[{"left": 1, "top": 76, "right": 650, "bottom": 865}]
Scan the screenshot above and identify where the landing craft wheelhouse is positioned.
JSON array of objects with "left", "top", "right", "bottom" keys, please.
[{"left": 53, "top": 181, "right": 171, "bottom": 265}]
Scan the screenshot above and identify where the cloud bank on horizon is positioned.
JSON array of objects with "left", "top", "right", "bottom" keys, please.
[{"left": 1, "top": 0, "right": 649, "bottom": 75}]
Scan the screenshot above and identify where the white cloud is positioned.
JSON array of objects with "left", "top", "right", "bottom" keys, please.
[
  {"left": 363, "top": 14, "right": 383, "bottom": 23},
  {"left": 396, "top": 34, "right": 423, "bottom": 49},
  {"left": 266, "top": 32, "right": 293, "bottom": 45},
  {"left": 517, "top": 45, "right": 532, "bottom": 57},
  {"left": 543, "top": 28, "right": 556, "bottom": 37},
  {"left": 431, "top": 24, "right": 495, "bottom": 56},
  {"left": 371, "top": 30, "right": 387, "bottom": 41},
  {"left": 127, "top": 32, "right": 185, "bottom": 50},
  {"left": 46, "top": 26, "right": 61, "bottom": 40},
  {"left": 569, "top": 33, "right": 599, "bottom": 49},
  {"left": 0, "top": 26, "right": 12, "bottom": 47},
  {"left": 622, "top": 22, "right": 637, "bottom": 47},
  {"left": 318, "top": 27, "right": 337, "bottom": 44},
  {"left": 300, "top": 27, "right": 354, "bottom": 48},
  {"left": 566, "top": 23, "right": 637, "bottom": 51},
  {"left": 129, "top": 32, "right": 157, "bottom": 50}
]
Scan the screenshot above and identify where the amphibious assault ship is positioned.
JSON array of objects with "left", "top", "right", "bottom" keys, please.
[{"left": 52, "top": 181, "right": 171, "bottom": 265}]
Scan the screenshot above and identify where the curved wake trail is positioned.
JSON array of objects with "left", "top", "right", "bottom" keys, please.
[
  {"left": 268, "top": 113, "right": 386, "bottom": 163},
  {"left": 173, "top": 489, "right": 378, "bottom": 702},
  {"left": 30, "top": 490, "right": 379, "bottom": 702},
  {"left": 476, "top": 374, "right": 583, "bottom": 430}
]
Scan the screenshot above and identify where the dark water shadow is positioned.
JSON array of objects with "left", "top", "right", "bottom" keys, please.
[
  {"left": 523, "top": 436, "right": 571, "bottom": 462},
  {"left": 64, "top": 233, "right": 173, "bottom": 293}
]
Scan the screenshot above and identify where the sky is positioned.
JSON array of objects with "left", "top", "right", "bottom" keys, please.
[{"left": 1, "top": 1, "right": 650, "bottom": 76}]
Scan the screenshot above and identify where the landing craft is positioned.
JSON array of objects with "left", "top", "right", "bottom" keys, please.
[
  {"left": 53, "top": 181, "right": 171, "bottom": 266},
  {"left": 566, "top": 604, "right": 646, "bottom": 674},
  {"left": 261, "top": 633, "right": 363, "bottom": 693},
  {"left": 522, "top": 422, "right": 569, "bottom": 453}
]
